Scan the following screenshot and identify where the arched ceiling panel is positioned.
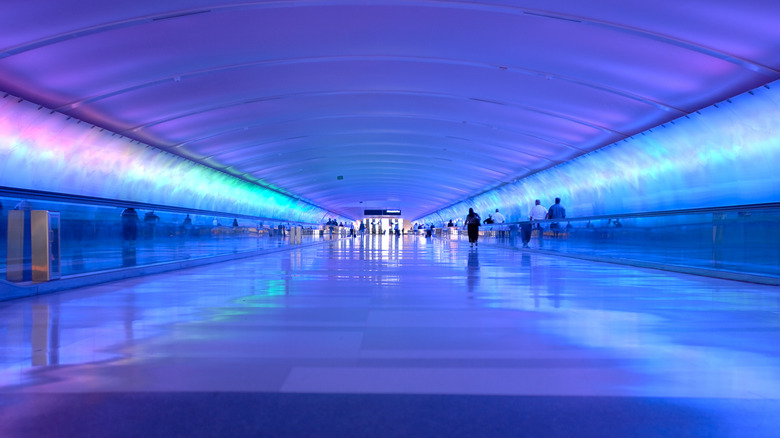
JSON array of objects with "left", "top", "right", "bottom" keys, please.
[
  {"left": 138, "top": 95, "right": 615, "bottom": 151},
  {"left": 1, "top": 0, "right": 778, "bottom": 219},
  {"left": 181, "top": 115, "right": 579, "bottom": 163},
  {"left": 68, "top": 59, "right": 670, "bottom": 132}
]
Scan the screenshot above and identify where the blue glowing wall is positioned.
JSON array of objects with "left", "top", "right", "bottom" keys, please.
[
  {"left": 419, "top": 81, "right": 780, "bottom": 223},
  {"left": 0, "top": 96, "right": 344, "bottom": 224}
]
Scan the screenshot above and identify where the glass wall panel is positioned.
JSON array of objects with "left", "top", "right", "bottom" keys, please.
[
  {"left": 435, "top": 205, "right": 780, "bottom": 278},
  {"left": 1, "top": 195, "right": 337, "bottom": 280}
]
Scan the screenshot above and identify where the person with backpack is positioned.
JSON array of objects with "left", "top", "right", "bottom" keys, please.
[{"left": 465, "top": 208, "right": 481, "bottom": 248}]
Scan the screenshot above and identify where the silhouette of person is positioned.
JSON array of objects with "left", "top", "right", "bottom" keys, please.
[
  {"left": 547, "top": 197, "right": 566, "bottom": 237},
  {"left": 465, "top": 208, "right": 481, "bottom": 248}
]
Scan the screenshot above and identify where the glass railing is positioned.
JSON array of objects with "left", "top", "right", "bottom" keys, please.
[
  {"left": 4, "top": 191, "right": 777, "bottom": 283},
  {"left": 0, "top": 193, "right": 340, "bottom": 282},
  {"left": 434, "top": 204, "right": 780, "bottom": 279}
]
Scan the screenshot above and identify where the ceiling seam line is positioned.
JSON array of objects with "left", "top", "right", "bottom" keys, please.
[
  {"left": 2, "top": 1, "right": 775, "bottom": 75},
  {"left": 118, "top": 89, "right": 628, "bottom": 139},
  {"left": 55, "top": 55, "right": 684, "bottom": 114}
]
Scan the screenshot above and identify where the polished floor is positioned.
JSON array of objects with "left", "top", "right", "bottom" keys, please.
[
  {"left": 0, "top": 232, "right": 329, "bottom": 278},
  {"left": 0, "top": 235, "right": 778, "bottom": 437}
]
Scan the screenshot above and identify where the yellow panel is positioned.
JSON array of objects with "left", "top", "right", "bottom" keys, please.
[{"left": 32, "top": 210, "right": 51, "bottom": 282}]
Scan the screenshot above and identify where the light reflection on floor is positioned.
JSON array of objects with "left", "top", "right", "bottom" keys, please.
[{"left": 0, "top": 234, "right": 778, "bottom": 434}]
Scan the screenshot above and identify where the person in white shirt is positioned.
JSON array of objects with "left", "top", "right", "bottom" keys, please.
[
  {"left": 529, "top": 200, "right": 548, "bottom": 221},
  {"left": 524, "top": 200, "right": 548, "bottom": 248},
  {"left": 490, "top": 208, "right": 507, "bottom": 238}
]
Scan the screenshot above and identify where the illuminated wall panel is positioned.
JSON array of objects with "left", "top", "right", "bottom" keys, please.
[
  {"left": 419, "top": 81, "right": 780, "bottom": 223},
  {"left": 0, "top": 97, "right": 344, "bottom": 224}
]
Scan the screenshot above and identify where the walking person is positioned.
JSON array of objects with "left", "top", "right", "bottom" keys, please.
[
  {"left": 465, "top": 208, "right": 481, "bottom": 248},
  {"left": 525, "top": 199, "right": 548, "bottom": 248},
  {"left": 492, "top": 208, "right": 507, "bottom": 238},
  {"left": 547, "top": 197, "right": 566, "bottom": 238}
]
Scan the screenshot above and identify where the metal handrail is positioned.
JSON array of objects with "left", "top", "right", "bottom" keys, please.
[{"left": 473, "top": 202, "right": 780, "bottom": 227}]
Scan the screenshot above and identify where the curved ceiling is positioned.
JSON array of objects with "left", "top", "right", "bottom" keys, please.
[{"left": 2, "top": 0, "right": 779, "bottom": 219}]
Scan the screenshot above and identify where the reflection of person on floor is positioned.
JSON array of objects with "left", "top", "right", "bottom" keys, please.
[
  {"left": 121, "top": 208, "right": 140, "bottom": 243},
  {"left": 467, "top": 248, "right": 479, "bottom": 297},
  {"left": 122, "top": 244, "right": 137, "bottom": 267}
]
